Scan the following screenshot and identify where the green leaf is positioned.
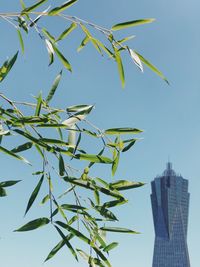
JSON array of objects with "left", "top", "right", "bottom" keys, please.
[
  {"left": 54, "top": 226, "right": 78, "bottom": 261},
  {"left": 0, "top": 145, "right": 31, "bottom": 165},
  {"left": 52, "top": 43, "right": 72, "bottom": 71},
  {"left": 42, "top": 28, "right": 56, "bottom": 43},
  {"left": 112, "top": 18, "right": 155, "bottom": 31},
  {"left": 17, "top": 30, "right": 24, "bottom": 54},
  {"left": 100, "top": 227, "right": 139, "bottom": 234},
  {"left": 45, "top": 39, "right": 54, "bottom": 66},
  {"left": 61, "top": 204, "right": 87, "bottom": 211},
  {"left": 11, "top": 142, "right": 33, "bottom": 153},
  {"left": 39, "top": 138, "right": 69, "bottom": 146},
  {"left": 56, "top": 22, "right": 77, "bottom": 41},
  {"left": 49, "top": 0, "right": 78, "bottom": 15},
  {"left": 103, "top": 242, "right": 118, "bottom": 252},
  {"left": 59, "top": 154, "right": 65, "bottom": 176},
  {"left": 0, "top": 180, "right": 21, "bottom": 188},
  {"left": 109, "top": 180, "right": 145, "bottom": 191},
  {"left": 14, "top": 217, "right": 50, "bottom": 232},
  {"left": 94, "top": 206, "right": 118, "bottom": 221},
  {"left": 105, "top": 127, "right": 143, "bottom": 135},
  {"left": 67, "top": 104, "right": 93, "bottom": 113},
  {"left": 112, "top": 151, "right": 120, "bottom": 176},
  {"left": 134, "top": 51, "right": 169, "bottom": 84},
  {"left": 122, "top": 139, "right": 137, "bottom": 152},
  {"left": 103, "top": 199, "right": 127, "bottom": 209},
  {"left": 0, "top": 187, "right": 7, "bottom": 197},
  {"left": 77, "top": 36, "right": 90, "bottom": 52},
  {"left": 114, "top": 47, "right": 125, "bottom": 88},
  {"left": 44, "top": 233, "right": 74, "bottom": 262},
  {"left": 0, "top": 52, "right": 18, "bottom": 83},
  {"left": 40, "top": 194, "right": 50, "bottom": 205},
  {"left": 35, "top": 92, "right": 42, "bottom": 116},
  {"left": 55, "top": 221, "right": 90, "bottom": 244},
  {"left": 75, "top": 154, "right": 113, "bottom": 164},
  {"left": 24, "top": 175, "right": 44, "bottom": 215},
  {"left": 22, "top": 0, "right": 48, "bottom": 13}
]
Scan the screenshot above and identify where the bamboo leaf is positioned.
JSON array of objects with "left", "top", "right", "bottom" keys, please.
[
  {"left": 77, "top": 36, "right": 90, "bottom": 52},
  {"left": 54, "top": 226, "right": 78, "bottom": 261},
  {"left": 75, "top": 153, "right": 113, "bottom": 164},
  {"left": 42, "top": 28, "right": 56, "bottom": 43},
  {"left": 112, "top": 18, "right": 155, "bottom": 31},
  {"left": 11, "top": 142, "right": 33, "bottom": 153},
  {"left": 48, "top": 0, "right": 78, "bottom": 16},
  {"left": 35, "top": 92, "right": 42, "bottom": 116},
  {"left": 44, "top": 233, "right": 74, "bottom": 262},
  {"left": 122, "top": 139, "right": 137, "bottom": 152},
  {"left": 128, "top": 48, "right": 143, "bottom": 72},
  {"left": 17, "top": 29, "right": 25, "bottom": 54},
  {"left": 105, "top": 127, "right": 143, "bottom": 135},
  {"left": 114, "top": 47, "right": 125, "bottom": 88},
  {"left": 112, "top": 151, "right": 120, "bottom": 176},
  {"left": 109, "top": 180, "right": 145, "bottom": 191},
  {"left": 45, "top": 39, "right": 54, "bottom": 66},
  {"left": 56, "top": 22, "right": 77, "bottom": 41},
  {"left": 0, "top": 145, "right": 31, "bottom": 165},
  {"left": 134, "top": 51, "right": 169, "bottom": 84},
  {"left": 0, "top": 180, "right": 21, "bottom": 188},
  {"left": 59, "top": 154, "right": 65, "bottom": 176},
  {"left": 100, "top": 226, "right": 139, "bottom": 234},
  {"left": 52, "top": 43, "right": 72, "bottom": 71},
  {"left": 25, "top": 175, "right": 44, "bottom": 215},
  {"left": 0, "top": 52, "right": 18, "bottom": 83},
  {"left": 22, "top": 0, "right": 48, "bottom": 13},
  {"left": 0, "top": 187, "right": 7, "bottom": 197},
  {"left": 14, "top": 217, "right": 50, "bottom": 232},
  {"left": 103, "top": 242, "right": 118, "bottom": 252}
]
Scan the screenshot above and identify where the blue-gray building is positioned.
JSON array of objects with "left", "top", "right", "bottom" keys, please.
[{"left": 151, "top": 162, "right": 190, "bottom": 267}]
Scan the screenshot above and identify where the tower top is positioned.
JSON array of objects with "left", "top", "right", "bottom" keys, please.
[{"left": 163, "top": 162, "right": 176, "bottom": 176}]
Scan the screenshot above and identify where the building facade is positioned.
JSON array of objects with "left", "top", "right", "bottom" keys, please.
[{"left": 151, "top": 162, "right": 190, "bottom": 267}]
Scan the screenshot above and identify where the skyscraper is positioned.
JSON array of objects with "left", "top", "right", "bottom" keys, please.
[{"left": 151, "top": 162, "right": 190, "bottom": 267}]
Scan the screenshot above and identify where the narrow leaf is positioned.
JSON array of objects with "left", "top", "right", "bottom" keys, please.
[
  {"left": 128, "top": 48, "right": 143, "bottom": 72},
  {"left": 0, "top": 180, "right": 21, "bottom": 188},
  {"left": 0, "top": 52, "right": 18, "bottom": 83},
  {"left": 105, "top": 127, "right": 142, "bottom": 135},
  {"left": 103, "top": 242, "right": 118, "bottom": 252},
  {"left": 0, "top": 187, "right": 7, "bottom": 197},
  {"left": 109, "top": 180, "right": 145, "bottom": 191},
  {"left": 22, "top": 0, "right": 48, "bottom": 13},
  {"left": 0, "top": 145, "right": 31, "bottom": 165},
  {"left": 54, "top": 226, "right": 78, "bottom": 261},
  {"left": 52, "top": 44, "right": 72, "bottom": 71},
  {"left": 59, "top": 154, "right": 65, "bottom": 176},
  {"left": 56, "top": 22, "right": 77, "bottom": 41},
  {"left": 48, "top": 0, "right": 78, "bottom": 16},
  {"left": 35, "top": 92, "right": 42, "bottom": 116},
  {"left": 17, "top": 30, "right": 24, "bottom": 54},
  {"left": 14, "top": 217, "right": 50, "bottom": 232},
  {"left": 114, "top": 47, "right": 125, "bottom": 88},
  {"left": 134, "top": 51, "right": 169, "bottom": 84},
  {"left": 100, "top": 227, "right": 139, "bottom": 234},
  {"left": 77, "top": 36, "right": 90, "bottom": 52},
  {"left": 112, "top": 151, "right": 120, "bottom": 176},
  {"left": 25, "top": 175, "right": 44, "bottom": 215},
  {"left": 75, "top": 153, "right": 113, "bottom": 164},
  {"left": 112, "top": 18, "right": 155, "bottom": 31},
  {"left": 11, "top": 142, "right": 33, "bottom": 153}
]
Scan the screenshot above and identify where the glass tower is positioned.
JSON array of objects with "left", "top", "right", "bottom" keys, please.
[{"left": 151, "top": 162, "right": 190, "bottom": 267}]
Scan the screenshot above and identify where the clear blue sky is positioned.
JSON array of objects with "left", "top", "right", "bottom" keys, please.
[{"left": 0, "top": 1, "right": 200, "bottom": 267}]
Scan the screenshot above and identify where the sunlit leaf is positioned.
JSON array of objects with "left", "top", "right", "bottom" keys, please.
[
  {"left": 25, "top": 175, "right": 44, "bottom": 215},
  {"left": 114, "top": 47, "right": 125, "bottom": 88},
  {"left": 75, "top": 153, "right": 113, "bottom": 164},
  {"left": 134, "top": 51, "right": 169, "bottom": 84},
  {"left": 56, "top": 22, "right": 77, "bottom": 41},
  {"left": 52, "top": 43, "right": 72, "bottom": 71},
  {"left": 35, "top": 92, "right": 42, "bottom": 116},
  {"left": 21, "top": 0, "right": 48, "bottom": 13},
  {"left": 109, "top": 180, "right": 145, "bottom": 191},
  {"left": 77, "top": 36, "right": 90, "bottom": 52},
  {"left": 40, "top": 194, "right": 50, "bottom": 205},
  {"left": 112, "top": 18, "right": 155, "bottom": 31},
  {"left": 14, "top": 217, "right": 50, "bottom": 232},
  {"left": 42, "top": 28, "right": 56, "bottom": 43},
  {"left": 45, "top": 39, "right": 54, "bottom": 66},
  {"left": 17, "top": 30, "right": 24, "bottom": 54},
  {"left": 128, "top": 48, "right": 143, "bottom": 72},
  {"left": 112, "top": 151, "right": 120, "bottom": 176},
  {"left": 0, "top": 52, "right": 18, "bottom": 83},
  {"left": 105, "top": 127, "right": 142, "bottom": 135},
  {"left": 48, "top": 0, "right": 78, "bottom": 16},
  {"left": 100, "top": 226, "right": 139, "bottom": 234},
  {"left": 103, "top": 242, "right": 118, "bottom": 252}
]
